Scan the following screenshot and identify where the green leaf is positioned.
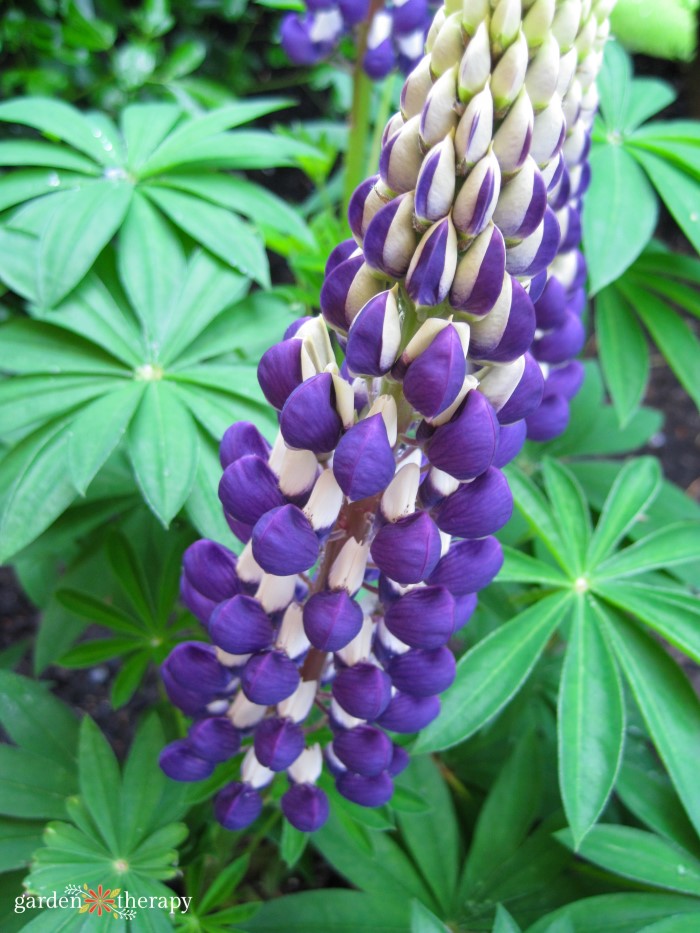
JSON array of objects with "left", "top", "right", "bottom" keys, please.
[
  {"left": 198, "top": 854, "right": 250, "bottom": 914},
  {"left": 0, "top": 97, "right": 110, "bottom": 165},
  {"left": 281, "top": 822, "right": 309, "bottom": 868},
  {"left": 596, "top": 41, "right": 633, "bottom": 132},
  {"left": 245, "top": 890, "right": 409, "bottom": 933},
  {"left": 595, "top": 582, "right": 700, "bottom": 664},
  {"left": 632, "top": 150, "right": 700, "bottom": 253},
  {"left": 0, "top": 141, "right": 100, "bottom": 174},
  {"left": 584, "top": 144, "right": 658, "bottom": 294},
  {"left": 558, "top": 598, "right": 624, "bottom": 847},
  {"left": 414, "top": 593, "right": 570, "bottom": 753},
  {"left": 493, "top": 905, "right": 522, "bottom": 933},
  {"left": 556, "top": 825, "right": 700, "bottom": 896},
  {"left": 595, "top": 521, "right": 700, "bottom": 580},
  {"left": 621, "top": 281, "right": 700, "bottom": 412},
  {"left": 618, "top": 755, "right": 700, "bottom": 857},
  {"left": 505, "top": 465, "right": 565, "bottom": 568},
  {"left": 410, "top": 900, "right": 448, "bottom": 933},
  {"left": 67, "top": 383, "right": 145, "bottom": 494},
  {"left": 595, "top": 286, "right": 649, "bottom": 427},
  {"left": 394, "top": 756, "right": 459, "bottom": 915},
  {"left": 0, "top": 746, "right": 75, "bottom": 819},
  {"left": 120, "top": 103, "right": 182, "bottom": 173},
  {"left": 78, "top": 717, "right": 122, "bottom": 852},
  {"left": 63, "top": 0, "right": 116, "bottom": 51},
  {"left": 128, "top": 382, "right": 200, "bottom": 526},
  {"left": 117, "top": 191, "right": 186, "bottom": 341},
  {"left": 152, "top": 173, "right": 314, "bottom": 247},
  {"left": 541, "top": 459, "right": 591, "bottom": 575},
  {"left": 528, "top": 893, "right": 700, "bottom": 933},
  {"left": 143, "top": 185, "right": 268, "bottom": 286},
  {"left": 586, "top": 456, "right": 661, "bottom": 568},
  {"left": 55, "top": 589, "right": 143, "bottom": 636},
  {"left": 120, "top": 715, "right": 167, "bottom": 849},
  {"left": 111, "top": 651, "right": 151, "bottom": 708},
  {"left": 598, "top": 604, "right": 700, "bottom": 836},
  {"left": 461, "top": 730, "right": 542, "bottom": 898},
  {"left": 610, "top": 0, "right": 698, "bottom": 62},
  {"left": 0, "top": 420, "right": 77, "bottom": 563},
  {"left": 0, "top": 319, "right": 128, "bottom": 376},
  {"left": 185, "top": 431, "right": 238, "bottom": 545},
  {"left": 106, "top": 532, "right": 156, "bottom": 623},
  {"left": 498, "top": 547, "right": 568, "bottom": 587},
  {"left": 60, "top": 638, "right": 140, "bottom": 667},
  {"left": 137, "top": 99, "right": 292, "bottom": 177},
  {"left": 0, "top": 818, "right": 45, "bottom": 873},
  {"left": 37, "top": 180, "right": 133, "bottom": 306},
  {"left": 0, "top": 671, "right": 78, "bottom": 773},
  {"left": 637, "top": 919, "right": 700, "bottom": 933},
  {"left": 623, "top": 79, "right": 677, "bottom": 133}
]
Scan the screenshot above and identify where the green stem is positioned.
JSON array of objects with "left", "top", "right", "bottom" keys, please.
[{"left": 343, "top": 62, "right": 374, "bottom": 221}]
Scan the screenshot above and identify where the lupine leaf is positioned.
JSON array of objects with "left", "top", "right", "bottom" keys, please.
[
  {"left": 527, "top": 893, "right": 700, "bottom": 933},
  {"left": 461, "top": 730, "right": 542, "bottom": 897},
  {"left": 505, "top": 465, "right": 565, "bottom": 568},
  {"left": 498, "top": 547, "right": 568, "bottom": 586},
  {"left": 0, "top": 226, "right": 39, "bottom": 301},
  {"left": 620, "top": 281, "right": 700, "bottom": 411},
  {"left": 0, "top": 671, "right": 78, "bottom": 773},
  {"left": 410, "top": 901, "right": 448, "bottom": 933},
  {"left": 245, "top": 890, "right": 409, "bottom": 933},
  {"left": 558, "top": 598, "right": 624, "bottom": 847},
  {"left": 136, "top": 99, "right": 291, "bottom": 176},
  {"left": 618, "top": 756, "right": 700, "bottom": 857},
  {"left": 394, "top": 756, "right": 459, "bottom": 915},
  {"left": 610, "top": 0, "right": 698, "bottom": 62},
  {"left": 55, "top": 589, "right": 143, "bottom": 636},
  {"left": 493, "top": 905, "right": 522, "bottom": 932},
  {"left": 0, "top": 98, "right": 110, "bottom": 165},
  {"left": 110, "top": 652, "right": 151, "bottom": 709},
  {"left": 117, "top": 191, "right": 186, "bottom": 342},
  {"left": 556, "top": 825, "right": 700, "bottom": 896},
  {"left": 631, "top": 150, "right": 700, "bottom": 253},
  {"left": 0, "top": 169, "right": 86, "bottom": 213},
  {"left": 0, "top": 819, "right": 45, "bottom": 873},
  {"left": 541, "top": 459, "right": 591, "bottom": 575},
  {"left": 106, "top": 532, "right": 155, "bottom": 622},
  {"left": 128, "top": 382, "right": 199, "bottom": 526},
  {"left": 78, "top": 717, "right": 122, "bottom": 852},
  {"left": 415, "top": 593, "right": 571, "bottom": 753},
  {"left": 0, "top": 420, "right": 76, "bottom": 564},
  {"left": 0, "top": 747, "right": 76, "bottom": 819},
  {"left": 151, "top": 173, "right": 314, "bottom": 247},
  {"left": 597, "top": 604, "right": 700, "bottom": 836},
  {"left": 0, "top": 374, "right": 117, "bottom": 441},
  {"left": 595, "top": 521, "right": 700, "bottom": 580},
  {"left": 0, "top": 319, "right": 128, "bottom": 376},
  {"left": 637, "top": 919, "right": 700, "bottom": 933},
  {"left": 143, "top": 185, "right": 269, "bottom": 287},
  {"left": 0, "top": 141, "right": 100, "bottom": 173},
  {"left": 595, "top": 286, "right": 649, "bottom": 427},
  {"left": 185, "top": 431, "right": 236, "bottom": 546},
  {"left": 632, "top": 121, "right": 700, "bottom": 146},
  {"left": 586, "top": 456, "right": 661, "bottom": 567},
  {"left": 37, "top": 181, "right": 133, "bottom": 307},
  {"left": 120, "top": 716, "right": 167, "bottom": 850},
  {"left": 584, "top": 145, "right": 657, "bottom": 294},
  {"left": 68, "top": 383, "right": 145, "bottom": 494},
  {"left": 595, "top": 582, "right": 700, "bottom": 664},
  {"left": 596, "top": 41, "right": 632, "bottom": 132},
  {"left": 622, "top": 79, "right": 677, "bottom": 133},
  {"left": 281, "top": 823, "right": 309, "bottom": 869},
  {"left": 120, "top": 103, "right": 182, "bottom": 172}
]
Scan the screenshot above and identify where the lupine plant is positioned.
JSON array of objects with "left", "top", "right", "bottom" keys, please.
[{"left": 1, "top": 0, "right": 700, "bottom": 930}]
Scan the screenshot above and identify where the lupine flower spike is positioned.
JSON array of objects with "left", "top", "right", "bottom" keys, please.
[{"left": 161, "top": 0, "right": 615, "bottom": 833}]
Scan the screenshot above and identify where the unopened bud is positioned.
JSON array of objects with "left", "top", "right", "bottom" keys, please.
[
  {"left": 430, "top": 11, "right": 466, "bottom": 76},
  {"left": 425, "top": 7, "right": 447, "bottom": 51},
  {"left": 525, "top": 33, "right": 561, "bottom": 111},
  {"left": 458, "top": 20, "right": 491, "bottom": 103},
  {"left": 462, "top": 0, "right": 490, "bottom": 36},
  {"left": 574, "top": 12, "right": 597, "bottom": 59},
  {"left": 552, "top": 0, "right": 582, "bottom": 51},
  {"left": 523, "top": 0, "right": 555, "bottom": 48},
  {"left": 401, "top": 57, "right": 434, "bottom": 119},
  {"left": 364, "top": 191, "right": 418, "bottom": 278},
  {"left": 491, "top": 30, "right": 528, "bottom": 114},
  {"left": 455, "top": 84, "right": 493, "bottom": 172},
  {"left": 530, "top": 96, "right": 566, "bottom": 165},
  {"left": 449, "top": 222, "right": 506, "bottom": 314},
  {"left": 493, "top": 88, "right": 533, "bottom": 174},
  {"left": 452, "top": 147, "right": 501, "bottom": 238},
  {"left": 380, "top": 115, "right": 424, "bottom": 194},
  {"left": 348, "top": 175, "right": 389, "bottom": 242},
  {"left": 490, "top": 0, "right": 522, "bottom": 57},
  {"left": 492, "top": 155, "right": 546, "bottom": 239},
  {"left": 420, "top": 66, "right": 460, "bottom": 148},
  {"left": 415, "top": 135, "right": 457, "bottom": 225},
  {"left": 405, "top": 216, "right": 459, "bottom": 307}
]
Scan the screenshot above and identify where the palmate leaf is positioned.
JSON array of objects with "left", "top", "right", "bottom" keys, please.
[
  {"left": 245, "top": 891, "right": 409, "bottom": 933},
  {"left": 557, "top": 598, "right": 624, "bottom": 847},
  {"left": 596, "top": 603, "right": 700, "bottom": 837},
  {"left": 527, "top": 893, "right": 700, "bottom": 933},
  {"left": 414, "top": 592, "right": 571, "bottom": 753},
  {"left": 541, "top": 459, "right": 591, "bottom": 576},
  {"left": 594, "top": 285, "right": 650, "bottom": 427},
  {"left": 0, "top": 98, "right": 112, "bottom": 165},
  {"left": 411, "top": 901, "right": 449, "bottom": 932}
]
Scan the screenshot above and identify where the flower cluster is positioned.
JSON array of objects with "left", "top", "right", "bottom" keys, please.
[
  {"left": 160, "top": 0, "right": 615, "bottom": 834},
  {"left": 281, "top": 0, "right": 435, "bottom": 78}
]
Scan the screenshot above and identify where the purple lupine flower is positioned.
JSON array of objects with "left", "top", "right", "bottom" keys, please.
[{"left": 161, "top": 0, "right": 612, "bottom": 835}]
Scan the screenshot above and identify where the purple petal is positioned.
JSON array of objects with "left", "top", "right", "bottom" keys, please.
[
  {"left": 370, "top": 511, "right": 442, "bottom": 584},
  {"left": 493, "top": 419, "right": 527, "bottom": 466},
  {"left": 219, "top": 455, "right": 284, "bottom": 526},
  {"left": 241, "top": 650, "right": 301, "bottom": 705},
  {"left": 532, "top": 311, "right": 585, "bottom": 364},
  {"left": 220, "top": 421, "right": 271, "bottom": 469},
  {"left": 303, "top": 590, "right": 363, "bottom": 651},
  {"left": 449, "top": 225, "right": 506, "bottom": 315},
  {"left": 426, "top": 389, "right": 499, "bottom": 480},
  {"left": 405, "top": 218, "right": 458, "bottom": 307},
  {"left": 160, "top": 739, "right": 215, "bottom": 782},
  {"left": 333, "top": 414, "right": 395, "bottom": 500},
  {"left": 427, "top": 536, "right": 504, "bottom": 595},
  {"left": 209, "top": 594, "right": 275, "bottom": 655},
  {"left": 403, "top": 325, "right": 467, "bottom": 418},
  {"left": 384, "top": 586, "right": 456, "bottom": 648},
  {"left": 376, "top": 692, "right": 441, "bottom": 733},
  {"left": 497, "top": 353, "right": 545, "bottom": 424},
  {"left": 387, "top": 646, "right": 456, "bottom": 696},
  {"left": 254, "top": 717, "right": 305, "bottom": 771},
  {"left": 336, "top": 771, "right": 394, "bottom": 807},
  {"left": 215, "top": 782, "right": 263, "bottom": 830},
  {"left": 333, "top": 724, "right": 393, "bottom": 776},
  {"left": 332, "top": 662, "right": 392, "bottom": 720},
  {"left": 281, "top": 783, "right": 329, "bottom": 832},
  {"left": 526, "top": 393, "right": 571, "bottom": 441},
  {"left": 258, "top": 339, "right": 303, "bottom": 411},
  {"left": 433, "top": 468, "right": 513, "bottom": 538},
  {"left": 189, "top": 717, "right": 241, "bottom": 762},
  {"left": 252, "top": 505, "right": 320, "bottom": 575},
  {"left": 280, "top": 373, "right": 343, "bottom": 454}
]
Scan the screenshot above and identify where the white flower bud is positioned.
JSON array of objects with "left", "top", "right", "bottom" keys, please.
[
  {"left": 455, "top": 84, "right": 494, "bottom": 171},
  {"left": 288, "top": 745, "right": 323, "bottom": 784},
  {"left": 490, "top": 0, "right": 522, "bottom": 56},
  {"left": 491, "top": 30, "right": 529, "bottom": 114},
  {"left": 277, "top": 678, "right": 317, "bottom": 722},
  {"left": 523, "top": 0, "right": 555, "bottom": 49},
  {"left": 431, "top": 11, "right": 467, "bottom": 76},
  {"left": 493, "top": 88, "right": 534, "bottom": 174},
  {"left": 381, "top": 462, "right": 421, "bottom": 521},
  {"left": 552, "top": 0, "right": 582, "bottom": 52},
  {"left": 255, "top": 573, "right": 297, "bottom": 613},
  {"left": 462, "top": 0, "right": 490, "bottom": 36},
  {"left": 229, "top": 693, "right": 267, "bottom": 728},
  {"left": 304, "top": 468, "right": 344, "bottom": 531},
  {"left": 328, "top": 538, "right": 371, "bottom": 595},
  {"left": 380, "top": 115, "right": 424, "bottom": 194},
  {"left": 420, "top": 66, "right": 460, "bottom": 148},
  {"left": 458, "top": 20, "right": 491, "bottom": 103},
  {"left": 525, "top": 33, "right": 561, "bottom": 111},
  {"left": 425, "top": 8, "right": 447, "bottom": 51},
  {"left": 531, "top": 96, "right": 565, "bottom": 166},
  {"left": 276, "top": 603, "right": 311, "bottom": 659},
  {"left": 401, "top": 57, "right": 434, "bottom": 119}
]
